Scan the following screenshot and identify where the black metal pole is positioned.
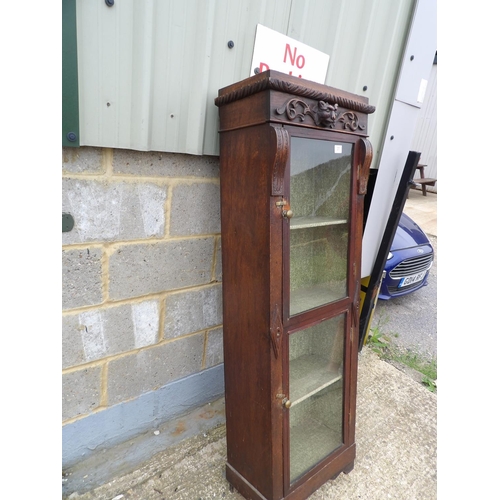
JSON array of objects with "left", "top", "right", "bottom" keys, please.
[{"left": 358, "top": 150, "right": 421, "bottom": 351}]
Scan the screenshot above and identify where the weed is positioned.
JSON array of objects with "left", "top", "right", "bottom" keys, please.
[
  {"left": 366, "top": 325, "right": 390, "bottom": 354},
  {"left": 366, "top": 322, "right": 437, "bottom": 393},
  {"left": 393, "top": 351, "right": 437, "bottom": 380},
  {"left": 421, "top": 376, "right": 437, "bottom": 393}
]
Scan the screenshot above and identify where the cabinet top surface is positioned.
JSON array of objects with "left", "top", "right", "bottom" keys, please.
[{"left": 214, "top": 70, "right": 375, "bottom": 116}]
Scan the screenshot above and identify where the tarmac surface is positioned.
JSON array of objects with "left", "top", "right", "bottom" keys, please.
[
  {"left": 64, "top": 187, "right": 438, "bottom": 500},
  {"left": 372, "top": 188, "right": 437, "bottom": 361}
]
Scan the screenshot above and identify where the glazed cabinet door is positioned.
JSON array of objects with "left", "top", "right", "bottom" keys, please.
[
  {"left": 287, "top": 314, "right": 347, "bottom": 484},
  {"left": 283, "top": 132, "right": 357, "bottom": 490},
  {"left": 286, "top": 135, "right": 353, "bottom": 318}
]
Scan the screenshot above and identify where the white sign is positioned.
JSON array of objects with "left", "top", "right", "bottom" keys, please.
[{"left": 250, "top": 24, "right": 330, "bottom": 84}]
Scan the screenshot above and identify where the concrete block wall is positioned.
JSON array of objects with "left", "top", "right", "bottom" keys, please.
[{"left": 62, "top": 147, "right": 224, "bottom": 467}]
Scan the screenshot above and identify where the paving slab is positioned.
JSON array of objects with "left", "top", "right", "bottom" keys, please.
[
  {"left": 66, "top": 349, "right": 437, "bottom": 500},
  {"left": 404, "top": 189, "right": 437, "bottom": 237}
]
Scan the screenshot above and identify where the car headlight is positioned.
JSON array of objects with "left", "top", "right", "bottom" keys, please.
[{"left": 386, "top": 252, "right": 393, "bottom": 260}]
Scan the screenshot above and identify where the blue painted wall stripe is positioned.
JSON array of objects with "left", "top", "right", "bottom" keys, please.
[{"left": 62, "top": 364, "right": 225, "bottom": 467}]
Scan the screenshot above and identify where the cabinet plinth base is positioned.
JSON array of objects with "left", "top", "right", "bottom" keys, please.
[
  {"left": 226, "top": 463, "right": 269, "bottom": 500},
  {"left": 343, "top": 460, "right": 355, "bottom": 475},
  {"left": 226, "top": 444, "right": 356, "bottom": 500}
]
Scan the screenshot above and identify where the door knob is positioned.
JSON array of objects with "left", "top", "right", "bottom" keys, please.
[
  {"left": 282, "top": 209, "right": 294, "bottom": 219},
  {"left": 282, "top": 398, "right": 292, "bottom": 408}
]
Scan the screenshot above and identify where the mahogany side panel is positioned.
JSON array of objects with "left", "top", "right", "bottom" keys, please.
[
  {"left": 268, "top": 125, "right": 289, "bottom": 499},
  {"left": 220, "top": 124, "right": 285, "bottom": 500},
  {"left": 218, "top": 91, "right": 269, "bottom": 132},
  {"left": 345, "top": 138, "right": 373, "bottom": 446}
]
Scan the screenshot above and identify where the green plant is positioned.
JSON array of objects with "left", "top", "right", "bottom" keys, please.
[
  {"left": 393, "top": 351, "right": 437, "bottom": 379},
  {"left": 421, "top": 375, "right": 437, "bottom": 393},
  {"left": 366, "top": 322, "right": 437, "bottom": 393},
  {"left": 366, "top": 325, "right": 390, "bottom": 353}
]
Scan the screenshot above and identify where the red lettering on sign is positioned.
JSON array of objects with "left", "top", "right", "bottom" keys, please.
[
  {"left": 259, "top": 62, "right": 270, "bottom": 73},
  {"left": 284, "top": 44, "right": 296, "bottom": 65},
  {"left": 284, "top": 44, "right": 306, "bottom": 70}
]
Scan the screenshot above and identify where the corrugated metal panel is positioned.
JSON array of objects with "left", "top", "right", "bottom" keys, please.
[
  {"left": 76, "top": 0, "right": 416, "bottom": 158},
  {"left": 76, "top": 0, "right": 220, "bottom": 154},
  {"left": 410, "top": 62, "right": 437, "bottom": 188},
  {"left": 201, "top": 0, "right": 293, "bottom": 155},
  {"left": 285, "top": 0, "right": 416, "bottom": 168}
]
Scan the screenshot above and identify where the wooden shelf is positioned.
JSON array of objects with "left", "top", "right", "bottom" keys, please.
[
  {"left": 290, "top": 283, "right": 346, "bottom": 316},
  {"left": 290, "top": 216, "right": 348, "bottom": 230},
  {"left": 290, "top": 354, "right": 342, "bottom": 406}
]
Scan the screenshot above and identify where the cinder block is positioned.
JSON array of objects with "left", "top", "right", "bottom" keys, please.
[
  {"left": 62, "top": 366, "right": 101, "bottom": 421},
  {"left": 62, "top": 248, "right": 103, "bottom": 310},
  {"left": 170, "top": 182, "right": 221, "bottom": 236},
  {"left": 205, "top": 327, "right": 223, "bottom": 368},
  {"left": 108, "top": 238, "right": 214, "bottom": 300},
  {"left": 107, "top": 334, "right": 205, "bottom": 405},
  {"left": 113, "top": 150, "right": 219, "bottom": 178},
  {"left": 62, "top": 314, "right": 86, "bottom": 368},
  {"left": 164, "top": 284, "right": 222, "bottom": 339},
  {"left": 62, "top": 147, "right": 105, "bottom": 174},
  {"left": 62, "top": 179, "right": 167, "bottom": 244},
  {"left": 62, "top": 300, "right": 160, "bottom": 369}
]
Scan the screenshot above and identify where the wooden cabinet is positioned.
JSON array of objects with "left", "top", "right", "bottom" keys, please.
[{"left": 215, "top": 70, "right": 375, "bottom": 500}]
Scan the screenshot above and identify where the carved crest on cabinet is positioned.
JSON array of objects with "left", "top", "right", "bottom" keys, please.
[
  {"left": 276, "top": 99, "right": 338, "bottom": 128},
  {"left": 339, "top": 111, "right": 366, "bottom": 131},
  {"left": 276, "top": 98, "right": 366, "bottom": 131},
  {"left": 316, "top": 100, "right": 339, "bottom": 127}
]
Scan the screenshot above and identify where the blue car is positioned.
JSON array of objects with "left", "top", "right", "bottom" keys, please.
[{"left": 378, "top": 212, "right": 434, "bottom": 300}]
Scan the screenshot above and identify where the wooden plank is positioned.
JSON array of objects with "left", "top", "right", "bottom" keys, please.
[
  {"left": 413, "top": 178, "right": 436, "bottom": 185},
  {"left": 290, "top": 217, "right": 347, "bottom": 229}
]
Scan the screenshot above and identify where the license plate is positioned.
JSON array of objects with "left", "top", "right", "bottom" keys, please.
[{"left": 398, "top": 271, "right": 427, "bottom": 288}]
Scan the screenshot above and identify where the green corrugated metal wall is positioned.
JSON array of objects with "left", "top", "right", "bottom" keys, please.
[{"left": 71, "top": 0, "right": 416, "bottom": 163}]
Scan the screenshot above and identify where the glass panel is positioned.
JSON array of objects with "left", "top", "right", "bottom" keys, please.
[
  {"left": 289, "top": 315, "right": 345, "bottom": 483},
  {"left": 289, "top": 137, "right": 352, "bottom": 316}
]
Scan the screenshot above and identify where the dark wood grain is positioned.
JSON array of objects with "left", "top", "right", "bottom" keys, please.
[{"left": 217, "top": 71, "right": 374, "bottom": 500}]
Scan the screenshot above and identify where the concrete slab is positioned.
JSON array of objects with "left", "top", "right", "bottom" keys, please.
[
  {"left": 404, "top": 189, "right": 437, "bottom": 237},
  {"left": 65, "top": 349, "right": 437, "bottom": 500}
]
